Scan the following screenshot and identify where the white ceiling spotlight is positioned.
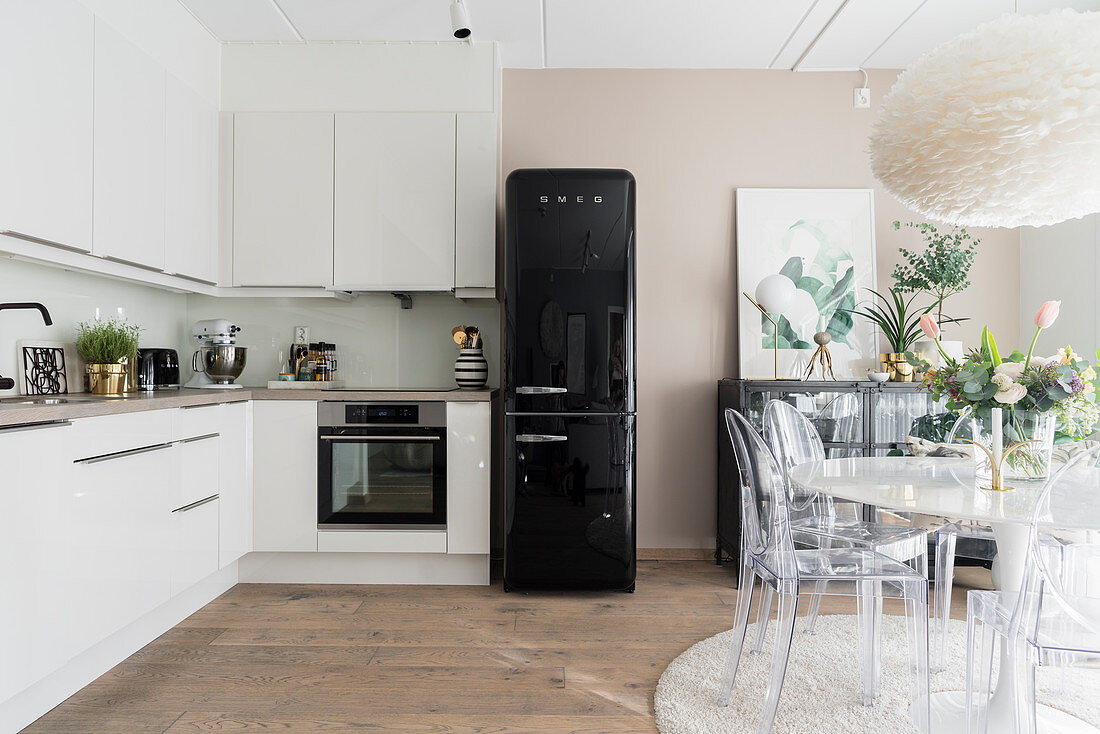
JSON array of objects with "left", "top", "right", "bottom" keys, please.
[
  {"left": 450, "top": 0, "right": 471, "bottom": 39},
  {"left": 869, "top": 9, "right": 1100, "bottom": 229}
]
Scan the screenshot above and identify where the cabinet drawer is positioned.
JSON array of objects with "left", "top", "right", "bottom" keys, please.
[
  {"left": 70, "top": 409, "right": 175, "bottom": 460},
  {"left": 177, "top": 432, "right": 220, "bottom": 508},
  {"left": 178, "top": 402, "right": 224, "bottom": 439},
  {"left": 170, "top": 495, "right": 219, "bottom": 596}
]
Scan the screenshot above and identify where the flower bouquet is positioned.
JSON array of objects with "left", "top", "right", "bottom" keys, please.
[{"left": 909, "top": 301, "right": 1100, "bottom": 480}]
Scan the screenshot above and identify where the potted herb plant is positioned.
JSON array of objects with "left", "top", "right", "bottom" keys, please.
[
  {"left": 842, "top": 288, "right": 935, "bottom": 381},
  {"left": 891, "top": 221, "right": 978, "bottom": 363},
  {"left": 75, "top": 318, "right": 141, "bottom": 395}
]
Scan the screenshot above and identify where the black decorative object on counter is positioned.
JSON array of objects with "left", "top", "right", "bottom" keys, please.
[{"left": 21, "top": 346, "right": 67, "bottom": 395}]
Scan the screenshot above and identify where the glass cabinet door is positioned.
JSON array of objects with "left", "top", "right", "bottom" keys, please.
[{"left": 745, "top": 387, "right": 865, "bottom": 453}]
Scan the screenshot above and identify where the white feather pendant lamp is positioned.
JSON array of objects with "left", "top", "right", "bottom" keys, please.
[{"left": 870, "top": 10, "right": 1100, "bottom": 229}]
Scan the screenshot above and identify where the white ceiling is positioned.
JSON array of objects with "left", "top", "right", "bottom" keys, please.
[{"left": 178, "top": 0, "right": 1100, "bottom": 70}]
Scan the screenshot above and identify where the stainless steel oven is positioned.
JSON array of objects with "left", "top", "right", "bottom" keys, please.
[{"left": 317, "top": 401, "right": 446, "bottom": 529}]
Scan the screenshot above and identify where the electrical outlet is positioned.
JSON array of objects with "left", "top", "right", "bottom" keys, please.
[
  {"left": 854, "top": 87, "right": 871, "bottom": 109},
  {"left": 294, "top": 326, "right": 310, "bottom": 344}
]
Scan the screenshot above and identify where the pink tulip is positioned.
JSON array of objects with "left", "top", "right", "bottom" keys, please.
[
  {"left": 919, "top": 313, "right": 940, "bottom": 340},
  {"left": 1034, "top": 300, "right": 1061, "bottom": 329}
]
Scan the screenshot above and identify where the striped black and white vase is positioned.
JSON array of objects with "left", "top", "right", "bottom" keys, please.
[{"left": 454, "top": 348, "right": 488, "bottom": 390}]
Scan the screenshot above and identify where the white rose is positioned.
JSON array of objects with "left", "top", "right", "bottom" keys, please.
[
  {"left": 1030, "top": 355, "right": 1057, "bottom": 369},
  {"left": 994, "top": 362, "right": 1025, "bottom": 380},
  {"left": 994, "top": 383, "right": 1028, "bottom": 405},
  {"left": 991, "top": 373, "right": 1012, "bottom": 390}
]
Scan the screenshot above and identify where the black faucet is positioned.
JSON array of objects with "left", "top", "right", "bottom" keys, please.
[{"left": 0, "top": 302, "right": 53, "bottom": 390}]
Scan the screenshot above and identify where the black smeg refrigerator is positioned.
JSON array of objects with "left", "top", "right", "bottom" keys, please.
[{"left": 503, "top": 169, "right": 636, "bottom": 592}]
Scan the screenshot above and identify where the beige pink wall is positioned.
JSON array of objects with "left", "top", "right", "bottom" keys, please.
[{"left": 502, "top": 68, "right": 1020, "bottom": 549}]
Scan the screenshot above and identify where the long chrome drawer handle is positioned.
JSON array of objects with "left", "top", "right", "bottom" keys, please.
[
  {"left": 172, "top": 494, "right": 219, "bottom": 513},
  {"left": 516, "top": 386, "right": 566, "bottom": 394},
  {"left": 0, "top": 420, "right": 72, "bottom": 434},
  {"left": 74, "top": 441, "right": 174, "bottom": 464},
  {"left": 319, "top": 435, "right": 440, "bottom": 441},
  {"left": 516, "top": 434, "right": 568, "bottom": 443},
  {"left": 177, "top": 433, "right": 220, "bottom": 444}
]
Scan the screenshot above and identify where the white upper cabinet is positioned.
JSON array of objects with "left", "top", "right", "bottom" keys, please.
[
  {"left": 93, "top": 18, "right": 166, "bottom": 270},
  {"left": 165, "top": 74, "right": 218, "bottom": 283},
  {"left": 333, "top": 113, "right": 456, "bottom": 291},
  {"left": 0, "top": 0, "right": 94, "bottom": 251},
  {"left": 233, "top": 113, "right": 334, "bottom": 287},
  {"left": 455, "top": 113, "right": 498, "bottom": 291}
]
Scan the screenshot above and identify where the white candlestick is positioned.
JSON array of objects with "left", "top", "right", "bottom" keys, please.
[{"left": 991, "top": 406, "right": 1003, "bottom": 469}]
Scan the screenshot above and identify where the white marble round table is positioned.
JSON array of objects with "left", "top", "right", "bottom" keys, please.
[{"left": 789, "top": 456, "right": 1100, "bottom": 734}]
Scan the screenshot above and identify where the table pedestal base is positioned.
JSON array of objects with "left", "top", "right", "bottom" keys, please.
[{"left": 924, "top": 691, "right": 1099, "bottom": 734}]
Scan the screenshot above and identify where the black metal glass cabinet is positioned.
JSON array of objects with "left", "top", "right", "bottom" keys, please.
[{"left": 717, "top": 379, "right": 944, "bottom": 568}]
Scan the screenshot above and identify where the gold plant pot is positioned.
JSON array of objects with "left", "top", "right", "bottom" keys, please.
[
  {"left": 86, "top": 363, "right": 129, "bottom": 395},
  {"left": 880, "top": 352, "right": 915, "bottom": 382}
]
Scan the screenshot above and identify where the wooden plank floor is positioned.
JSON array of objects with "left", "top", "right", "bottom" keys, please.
[{"left": 24, "top": 561, "right": 988, "bottom": 733}]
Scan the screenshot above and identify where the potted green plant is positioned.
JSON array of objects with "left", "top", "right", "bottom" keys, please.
[
  {"left": 891, "top": 221, "right": 978, "bottom": 363},
  {"left": 842, "top": 288, "right": 935, "bottom": 381},
  {"left": 75, "top": 318, "right": 141, "bottom": 395}
]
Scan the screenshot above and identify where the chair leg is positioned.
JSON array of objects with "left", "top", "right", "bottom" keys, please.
[
  {"left": 873, "top": 583, "right": 883, "bottom": 699},
  {"left": 1012, "top": 638, "right": 1037, "bottom": 734},
  {"left": 857, "top": 579, "right": 876, "bottom": 706},
  {"left": 933, "top": 528, "right": 958, "bottom": 672},
  {"left": 755, "top": 590, "right": 799, "bottom": 734},
  {"left": 751, "top": 583, "right": 774, "bottom": 655},
  {"left": 717, "top": 556, "right": 757, "bottom": 707},
  {"left": 904, "top": 592, "right": 931, "bottom": 734},
  {"left": 803, "top": 582, "right": 825, "bottom": 634},
  {"left": 966, "top": 611, "right": 996, "bottom": 734}
]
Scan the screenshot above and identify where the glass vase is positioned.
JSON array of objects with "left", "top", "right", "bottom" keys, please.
[{"left": 958, "top": 408, "right": 1056, "bottom": 482}]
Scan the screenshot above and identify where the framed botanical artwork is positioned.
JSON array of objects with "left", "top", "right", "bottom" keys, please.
[{"left": 736, "top": 189, "right": 878, "bottom": 379}]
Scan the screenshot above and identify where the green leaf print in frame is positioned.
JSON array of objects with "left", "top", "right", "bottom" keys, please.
[{"left": 759, "top": 221, "right": 858, "bottom": 350}]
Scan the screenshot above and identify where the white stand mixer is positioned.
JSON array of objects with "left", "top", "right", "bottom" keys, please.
[{"left": 184, "top": 319, "right": 248, "bottom": 389}]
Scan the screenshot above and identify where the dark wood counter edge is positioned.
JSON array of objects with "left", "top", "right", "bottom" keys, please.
[{"left": 0, "top": 387, "right": 498, "bottom": 428}]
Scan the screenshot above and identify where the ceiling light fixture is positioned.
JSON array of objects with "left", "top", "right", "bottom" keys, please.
[
  {"left": 869, "top": 9, "right": 1100, "bottom": 228},
  {"left": 450, "top": 0, "right": 471, "bottom": 39}
]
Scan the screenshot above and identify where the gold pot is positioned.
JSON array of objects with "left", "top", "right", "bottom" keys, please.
[
  {"left": 86, "top": 363, "right": 129, "bottom": 395},
  {"left": 880, "top": 352, "right": 915, "bottom": 382}
]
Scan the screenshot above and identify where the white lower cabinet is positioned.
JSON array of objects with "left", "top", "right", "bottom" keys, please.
[
  {"left": 252, "top": 401, "right": 318, "bottom": 551},
  {"left": 219, "top": 402, "right": 252, "bottom": 567},
  {"left": 169, "top": 494, "right": 220, "bottom": 597},
  {"left": 446, "top": 402, "right": 492, "bottom": 554},
  {"left": 0, "top": 420, "right": 76, "bottom": 703},
  {"left": 67, "top": 433, "right": 175, "bottom": 658}
]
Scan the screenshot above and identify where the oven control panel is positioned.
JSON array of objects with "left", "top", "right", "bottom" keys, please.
[{"left": 346, "top": 404, "right": 419, "bottom": 424}]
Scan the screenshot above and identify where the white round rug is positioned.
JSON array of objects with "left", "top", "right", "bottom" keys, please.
[{"left": 654, "top": 615, "right": 1100, "bottom": 734}]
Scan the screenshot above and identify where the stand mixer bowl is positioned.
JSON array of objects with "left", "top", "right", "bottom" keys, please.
[{"left": 196, "top": 345, "right": 247, "bottom": 384}]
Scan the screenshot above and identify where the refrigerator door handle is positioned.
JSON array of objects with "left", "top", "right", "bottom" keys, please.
[
  {"left": 516, "top": 386, "right": 567, "bottom": 395},
  {"left": 516, "top": 434, "right": 568, "bottom": 443}
]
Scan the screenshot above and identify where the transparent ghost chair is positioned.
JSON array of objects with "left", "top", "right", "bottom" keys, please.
[
  {"left": 933, "top": 407, "right": 998, "bottom": 671},
  {"left": 752, "top": 398, "right": 929, "bottom": 699},
  {"left": 718, "top": 408, "right": 930, "bottom": 734},
  {"left": 815, "top": 392, "right": 861, "bottom": 457},
  {"left": 965, "top": 446, "right": 1100, "bottom": 734}
]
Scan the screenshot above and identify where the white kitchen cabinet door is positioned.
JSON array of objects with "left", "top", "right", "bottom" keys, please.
[
  {"left": 0, "top": 421, "right": 76, "bottom": 703},
  {"left": 165, "top": 74, "right": 218, "bottom": 283},
  {"left": 445, "top": 402, "right": 491, "bottom": 554},
  {"left": 333, "top": 113, "right": 456, "bottom": 290},
  {"left": 66, "top": 436, "right": 175, "bottom": 658},
  {"left": 93, "top": 18, "right": 166, "bottom": 270},
  {"left": 252, "top": 401, "right": 318, "bottom": 551},
  {"left": 455, "top": 113, "right": 497, "bottom": 290},
  {"left": 219, "top": 401, "right": 252, "bottom": 567},
  {"left": 233, "top": 113, "right": 334, "bottom": 287},
  {"left": 0, "top": 0, "right": 93, "bottom": 252}
]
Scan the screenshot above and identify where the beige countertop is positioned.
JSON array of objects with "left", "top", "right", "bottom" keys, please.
[{"left": 0, "top": 387, "right": 496, "bottom": 427}]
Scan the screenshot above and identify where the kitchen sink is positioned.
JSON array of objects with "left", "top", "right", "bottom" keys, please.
[{"left": 0, "top": 395, "right": 124, "bottom": 406}]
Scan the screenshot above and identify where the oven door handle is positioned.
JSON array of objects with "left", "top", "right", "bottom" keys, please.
[{"left": 319, "top": 435, "right": 441, "bottom": 441}]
